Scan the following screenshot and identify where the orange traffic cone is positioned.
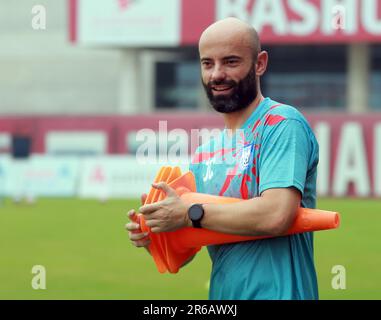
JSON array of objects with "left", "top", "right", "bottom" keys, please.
[{"left": 138, "top": 167, "right": 341, "bottom": 274}]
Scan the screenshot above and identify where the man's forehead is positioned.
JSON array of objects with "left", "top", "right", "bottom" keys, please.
[{"left": 199, "top": 37, "right": 252, "bottom": 60}]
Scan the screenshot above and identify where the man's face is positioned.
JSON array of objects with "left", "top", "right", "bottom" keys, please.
[
  {"left": 202, "top": 63, "right": 257, "bottom": 114},
  {"left": 199, "top": 40, "right": 258, "bottom": 114}
]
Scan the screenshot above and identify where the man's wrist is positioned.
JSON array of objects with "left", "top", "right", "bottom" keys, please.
[
  {"left": 186, "top": 215, "right": 193, "bottom": 227},
  {"left": 184, "top": 203, "right": 193, "bottom": 227}
]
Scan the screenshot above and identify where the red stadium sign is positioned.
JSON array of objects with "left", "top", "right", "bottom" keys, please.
[
  {"left": 69, "top": 0, "right": 381, "bottom": 45},
  {"left": 308, "top": 114, "right": 381, "bottom": 198},
  {"left": 0, "top": 114, "right": 380, "bottom": 198},
  {"left": 218, "top": 0, "right": 381, "bottom": 44}
]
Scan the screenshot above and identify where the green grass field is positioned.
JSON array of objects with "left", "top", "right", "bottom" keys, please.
[{"left": 0, "top": 197, "right": 380, "bottom": 300}]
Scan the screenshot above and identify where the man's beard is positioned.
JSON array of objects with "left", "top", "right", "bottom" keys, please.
[{"left": 202, "top": 66, "right": 258, "bottom": 114}]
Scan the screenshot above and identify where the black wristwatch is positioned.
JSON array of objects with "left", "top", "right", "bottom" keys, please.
[{"left": 188, "top": 204, "right": 205, "bottom": 228}]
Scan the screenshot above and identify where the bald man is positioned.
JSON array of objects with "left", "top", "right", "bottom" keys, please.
[{"left": 127, "top": 18, "right": 319, "bottom": 300}]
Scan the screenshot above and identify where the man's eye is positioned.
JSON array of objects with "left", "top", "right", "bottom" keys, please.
[
  {"left": 202, "top": 61, "right": 212, "bottom": 67},
  {"left": 227, "top": 60, "right": 238, "bottom": 65}
]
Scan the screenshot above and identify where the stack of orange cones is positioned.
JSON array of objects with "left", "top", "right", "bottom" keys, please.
[{"left": 134, "top": 167, "right": 341, "bottom": 274}]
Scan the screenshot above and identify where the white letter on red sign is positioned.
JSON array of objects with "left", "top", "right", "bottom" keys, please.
[
  {"left": 333, "top": 123, "right": 370, "bottom": 197},
  {"left": 375, "top": 124, "right": 381, "bottom": 197},
  {"left": 315, "top": 122, "right": 330, "bottom": 197},
  {"left": 217, "top": 0, "right": 249, "bottom": 21},
  {"left": 362, "top": 0, "right": 381, "bottom": 34},
  {"left": 251, "top": 0, "right": 288, "bottom": 34},
  {"left": 289, "top": 0, "right": 319, "bottom": 36},
  {"left": 321, "top": 0, "right": 357, "bottom": 35}
]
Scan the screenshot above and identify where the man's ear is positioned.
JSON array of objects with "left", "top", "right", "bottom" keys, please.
[{"left": 256, "top": 51, "right": 268, "bottom": 76}]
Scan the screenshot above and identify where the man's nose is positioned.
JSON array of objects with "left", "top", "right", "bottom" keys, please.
[{"left": 210, "top": 64, "right": 226, "bottom": 82}]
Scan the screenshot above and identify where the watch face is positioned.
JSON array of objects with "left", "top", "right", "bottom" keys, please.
[{"left": 189, "top": 204, "right": 204, "bottom": 221}]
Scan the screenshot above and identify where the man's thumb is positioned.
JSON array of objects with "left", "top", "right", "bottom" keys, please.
[{"left": 152, "top": 182, "right": 177, "bottom": 197}]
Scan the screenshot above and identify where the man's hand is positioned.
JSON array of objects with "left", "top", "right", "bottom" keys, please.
[
  {"left": 126, "top": 194, "right": 151, "bottom": 250},
  {"left": 139, "top": 182, "right": 192, "bottom": 233},
  {"left": 126, "top": 188, "right": 195, "bottom": 269}
]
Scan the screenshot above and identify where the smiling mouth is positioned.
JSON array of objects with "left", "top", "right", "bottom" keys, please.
[{"left": 211, "top": 85, "right": 234, "bottom": 93}]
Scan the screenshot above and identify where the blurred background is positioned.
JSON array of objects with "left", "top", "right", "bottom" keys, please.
[{"left": 0, "top": 0, "right": 380, "bottom": 299}]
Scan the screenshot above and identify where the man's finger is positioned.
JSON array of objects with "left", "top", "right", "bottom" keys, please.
[
  {"left": 142, "top": 211, "right": 159, "bottom": 221},
  {"left": 141, "top": 193, "right": 147, "bottom": 205},
  {"left": 152, "top": 182, "right": 177, "bottom": 198},
  {"left": 127, "top": 209, "right": 136, "bottom": 219},
  {"left": 132, "top": 239, "right": 151, "bottom": 248},
  {"left": 129, "top": 232, "right": 149, "bottom": 241},
  {"left": 125, "top": 222, "right": 140, "bottom": 231},
  {"left": 151, "top": 226, "right": 162, "bottom": 233},
  {"left": 139, "top": 202, "right": 161, "bottom": 214},
  {"left": 145, "top": 219, "right": 160, "bottom": 229}
]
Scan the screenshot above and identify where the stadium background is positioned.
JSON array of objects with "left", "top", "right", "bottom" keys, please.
[{"left": 0, "top": 0, "right": 380, "bottom": 299}]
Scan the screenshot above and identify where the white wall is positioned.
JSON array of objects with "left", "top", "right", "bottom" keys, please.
[{"left": 0, "top": 0, "right": 123, "bottom": 115}]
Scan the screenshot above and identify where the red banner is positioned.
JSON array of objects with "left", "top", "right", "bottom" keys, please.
[
  {"left": 182, "top": 0, "right": 381, "bottom": 44},
  {"left": 70, "top": 0, "right": 381, "bottom": 45},
  {"left": 1, "top": 114, "right": 380, "bottom": 197}
]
